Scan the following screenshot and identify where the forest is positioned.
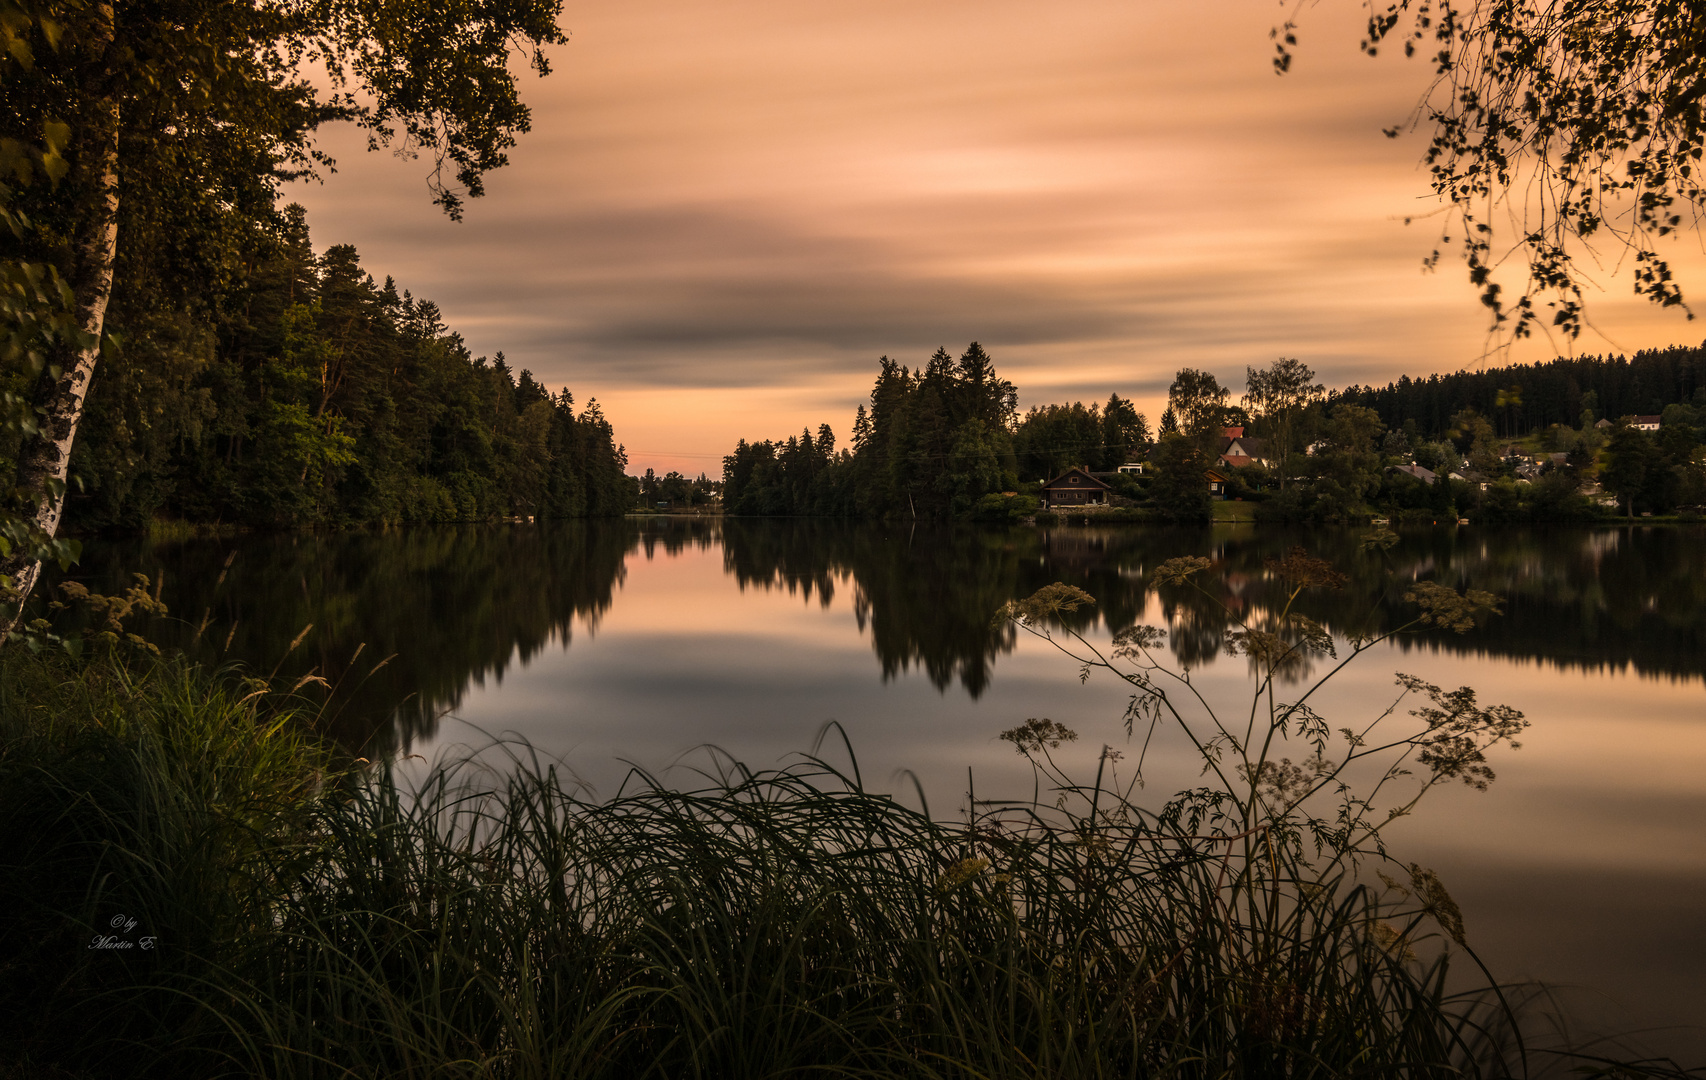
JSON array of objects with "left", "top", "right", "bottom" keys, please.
[
  {"left": 2, "top": 205, "right": 633, "bottom": 533},
  {"left": 1332, "top": 344, "right": 1706, "bottom": 435},
  {"left": 720, "top": 343, "right": 1162, "bottom": 521},
  {"left": 720, "top": 348, "right": 1706, "bottom": 524}
]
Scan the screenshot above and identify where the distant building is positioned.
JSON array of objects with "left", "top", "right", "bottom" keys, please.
[
  {"left": 1387, "top": 464, "right": 1437, "bottom": 485},
  {"left": 1632, "top": 415, "right": 1662, "bottom": 431},
  {"left": 1215, "top": 428, "right": 1268, "bottom": 468},
  {"left": 1206, "top": 469, "right": 1229, "bottom": 499},
  {"left": 1040, "top": 467, "right": 1112, "bottom": 508}
]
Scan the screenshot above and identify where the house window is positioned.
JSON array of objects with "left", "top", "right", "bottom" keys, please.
[{"left": 1069, "top": 476, "right": 1079, "bottom": 484}]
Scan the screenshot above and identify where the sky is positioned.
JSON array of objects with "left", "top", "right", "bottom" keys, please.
[{"left": 287, "top": 0, "right": 1706, "bottom": 476}]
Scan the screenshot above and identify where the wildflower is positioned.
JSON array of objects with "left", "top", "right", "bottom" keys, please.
[
  {"left": 1000, "top": 718, "right": 1078, "bottom": 754},
  {"left": 936, "top": 857, "right": 990, "bottom": 893}
]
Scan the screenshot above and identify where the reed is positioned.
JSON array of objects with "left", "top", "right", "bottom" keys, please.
[{"left": 0, "top": 563, "right": 1697, "bottom": 1078}]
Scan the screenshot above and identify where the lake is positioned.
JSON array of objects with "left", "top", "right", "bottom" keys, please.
[{"left": 69, "top": 519, "right": 1706, "bottom": 1062}]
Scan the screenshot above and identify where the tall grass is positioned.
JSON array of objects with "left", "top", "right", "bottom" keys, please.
[
  {"left": 0, "top": 614, "right": 1697, "bottom": 1077},
  {"left": 0, "top": 648, "right": 329, "bottom": 1075},
  {"left": 197, "top": 746, "right": 1512, "bottom": 1080}
]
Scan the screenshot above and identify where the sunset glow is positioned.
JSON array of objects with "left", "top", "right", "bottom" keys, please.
[{"left": 288, "top": 0, "right": 1706, "bottom": 474}]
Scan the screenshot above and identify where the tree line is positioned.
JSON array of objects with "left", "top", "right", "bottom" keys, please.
[
  {"left": 3, "top": 205, "right": 632, "bottom": 532},
  {"left": 722, "top": 348, "right": 1706, "bottom": 525},
  {"left": 2, "top": 0, "right": 570, "bottom": 626},
  {"left": 1332, "top": 345, "right": 1706, "bottom": 439},
  {"left": 721, "top": 343, "right": 1162, "bottom": 521}
]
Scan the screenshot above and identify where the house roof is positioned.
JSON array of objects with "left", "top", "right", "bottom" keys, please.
[
  {"left": 1041, "top": 467, "right": 1112, "bottom": 490},
  {"left": 1387, "top": 464, "right": 1437, "bottom": 483},
  {"left": 1633, "top": 414, "right": 1663, "bottom": 425},
  {"left": 1218, "top": 455, "right": 1259, "bottom": 469},
  {"left": 1215, "top": 434, "right": 1268, "bottom": 458}
]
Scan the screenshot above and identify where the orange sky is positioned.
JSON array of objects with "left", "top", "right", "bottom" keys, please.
[{"left": 288, "top": 0, "right": 1706, "bottom": 476}]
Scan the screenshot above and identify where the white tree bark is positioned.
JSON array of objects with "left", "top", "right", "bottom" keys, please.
[{"left": 0, "top": 3, "right": 119, "bottom": 638}]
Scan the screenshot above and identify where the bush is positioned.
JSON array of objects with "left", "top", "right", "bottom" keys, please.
[{"left": 970, "top": 491, "right": 1039, "bottom": 523}]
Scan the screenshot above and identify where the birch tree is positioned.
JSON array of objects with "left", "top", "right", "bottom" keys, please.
[{"left": 0, "top": 0, "right": 566, "bottom": 632}]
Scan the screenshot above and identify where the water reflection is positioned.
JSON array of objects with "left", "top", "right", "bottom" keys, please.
[
  {"left": 715, "top": 520, "right": 1706, "bottom": 689},
  {"left": 66, "top": 524, "right": 634, "bottom": 754},
  {"left": 54, "top": 519, "right": 1706, "bottom": 1060},
  {"left": 61, "top": 520, "right": 1706, "bottom": 754}
]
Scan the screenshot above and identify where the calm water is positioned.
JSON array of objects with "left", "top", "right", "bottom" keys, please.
[{"left": 70, "top": 520, "right": 1706, "bottom": 1060}]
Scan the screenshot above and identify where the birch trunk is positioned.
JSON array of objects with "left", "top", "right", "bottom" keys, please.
[{"left": 0, "top": 3, "right": 119, "bottom": 636}]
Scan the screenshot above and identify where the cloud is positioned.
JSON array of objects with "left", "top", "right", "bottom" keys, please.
[{"left": 285, "top": 0, "right": 1706, "bottom": 472}]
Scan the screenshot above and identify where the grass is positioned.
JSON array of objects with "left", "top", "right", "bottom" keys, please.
[
  {"left": 0, "top": 639, "right": 1698, "bottom": 1078},
  {"left": 1211, "top": 500, "right": 1258, "bottom": 523}
]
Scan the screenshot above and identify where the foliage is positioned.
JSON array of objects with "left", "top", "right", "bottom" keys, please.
[
  {"left": 1011, "top": 392, "right": 1150, "bottom": 481},
  {"left": 17, "top": 207, "right": 631, "bottom": 530},
  {"left": 723, "top": 348, "right": 1165, "bottom": 522},
  {"left": 0, "top": 83, "right": 83, "bottom": 626},
  {"left": 1244, "top": 357, "right": 1324, "bottom": 491},
  {"left": 636, "top": 467, "right": 718, "bottom": 510},
  {"left": 0, "top": 644, "right": 1571, "bottom": 1080},
  {"left": 1283, "top": 0, "right": 1706, "bottom": 339},
  {"left": 1167, "top": 367, "right": 1233, "bottom": 438},
  {"left": 13, "top": 539, "right": 1701, "bottom": 1076},
  {"left": 1146, "top": 434, "right": 1214, "bottom": 523},
  {"left": 723, "top": 344, "right": 1027, "bottom": 520},
  {"left": 0, "top": 648, "right": 336, "bottom": 1072},
  {"left": 992, "top": 552, "right": 1536, "bottom": 1057},
  {"left": 0, "top": 0, "right": 570, "bottom": 626},
  {"left": 1334, "top": 345, "right": 1706, "bottom": 437},
  {"left": 2, "top": 0, "right": 568, "bottom": 239},
  {"left": 710, "top": 343, "right": 1706, "bottom": 525}
]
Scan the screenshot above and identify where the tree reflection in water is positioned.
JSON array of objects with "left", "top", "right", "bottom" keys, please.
[
  {"left": 60, "top": 523, "right": 635, "bottom": 755},
  {"left": 720, "top": 521, "right": 1706, "bottom": 690},
  {"left": 56, "top": 521, "right": 1706, "bottom": 753}
]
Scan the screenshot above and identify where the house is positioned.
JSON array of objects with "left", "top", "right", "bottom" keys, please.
[
  {"left": 1116, "top": 462, "right": 1145, "bottom": 475},
  {"left": 1215, "top": 426, "right": 1268, "bottom": 468},
  {"left": 1632, "top": 414, "right": 1662, "bottom": 431},
  {"left": 1386, "top": 464, "right": 1437, "bottom": 485},
  {"left": 1206, "top": 469, "right": 1229, "bottom": 500},
  {"left": 1040, "top": 467, "right": 1112, "bottom": 508},
  {"left": 1595, "top": 418, "right": 1613, "bottom": 430}
]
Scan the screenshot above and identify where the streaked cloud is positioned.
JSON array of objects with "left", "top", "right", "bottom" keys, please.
[{"left": 289, "top": 0, "right": 1706, "bottom": 473}]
